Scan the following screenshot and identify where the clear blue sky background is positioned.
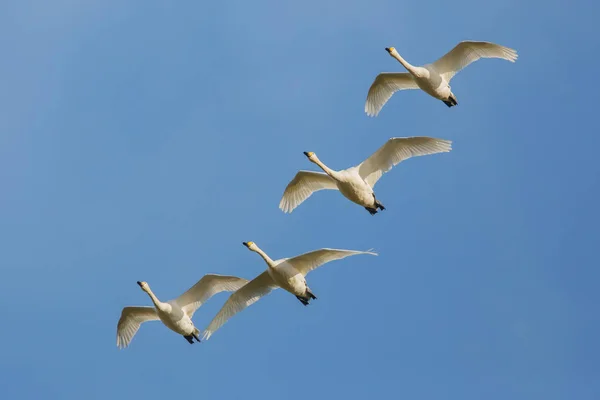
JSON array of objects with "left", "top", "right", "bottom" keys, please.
[{"left": 1, "top": 1, "right": 598, "bottom": 399}]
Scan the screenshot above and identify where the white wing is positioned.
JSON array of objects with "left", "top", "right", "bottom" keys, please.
[
  {"left": 365, "top": 73, "right": 419, "bottom": 117},
  {"left": 431, "top": 41, "right": 518, "bottom": 82},
  {"left": 279, "top": 170, "right": 338, "bottom": 213},
  {"left": 116, "top": 306, "right": 159, "bottom": 349},
  {"left": 175, "top": 274, "right": 250, "bottom": 318},
  {"left": 202, "top": 271, "right": 278, "bottom": 340},
  {"left": 358, "top": 137, "right": 452, "bottom": 188},
  {"left": 286, "top": 248, "right": 378, "bottom": 277}
]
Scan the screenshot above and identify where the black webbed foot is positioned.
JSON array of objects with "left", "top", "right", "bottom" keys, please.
[
  {"left": 184, "top": 335, "right": 195, "bottom": 344},
  {"left": 296, "top": 295, "right": 310, "bottom": 306}
]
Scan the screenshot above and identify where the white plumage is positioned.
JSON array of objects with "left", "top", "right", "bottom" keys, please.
[
  {"left": 116, "top": 274, "right": 248, "bottom": 348},
  {"left": 202, "top": 242, "right": 377, "bottom": 340},
  {"left": 365, "top": 41, "right": 518, "bottom": 115},
  {"left": 279, "top": 137, "right": 452, "bottom": 215}
]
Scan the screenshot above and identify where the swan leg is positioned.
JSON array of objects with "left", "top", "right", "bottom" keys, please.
[
  {"left": 307, "top": 289, "right": 317, "bottom": 300},
  {"left": 192, "top": 332, "right": 201, "bottom": 343},
  {"left": 183, "top": 335, "right": 195, "bottom": 344},
  {"left": 443, "top": 99, "right": 454, "bottom": 107}
]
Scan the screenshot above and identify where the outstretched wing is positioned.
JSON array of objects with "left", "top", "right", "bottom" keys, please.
[
  {"left": 357, "top": 137, "right": 452, "bottom": 188},
  {"left": 279, "top": 170, "right": 337, "bottom": 213},
  {"left": 365, "top": 73, "right": 419, "bottom": 117},
  {"left": 175, "top": 274, "right": 250, "bottom": 318},
  {"left": 202, "top": 271, "right": 278, "bottom": 340},
  {"left": 116, "top": 306, "right": 159, "bottom": 349},
  {"left": 431, "top": 41, "right": 518, "bottom": 82},
  {"left": 286, "top": 248, "right": 377, "bottom": 277}
]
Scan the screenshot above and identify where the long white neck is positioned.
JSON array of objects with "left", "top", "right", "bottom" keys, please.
[
  {"left": 313, "top": 157, "right": 339, "bottom": 179},
  {"left": 254, "top": 247, "right": 275, "bottom": 269},
  {"left": 392, "top": 51, "right": 417, "bottom": 75},
  {"left": 144, "top": 287, "right": 165, "bottom": 309}
]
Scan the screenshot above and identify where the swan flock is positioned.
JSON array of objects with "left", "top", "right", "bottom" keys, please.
[{"left": 117, "top": 39, "right": 516, "bottom": 348}]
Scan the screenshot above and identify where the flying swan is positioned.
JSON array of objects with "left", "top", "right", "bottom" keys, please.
[
  {"left": 365, "top": 41, "right": 518, "bottom": 115},
  {"left": 279, "top": 137, "right": 452, "bottom": 215},
  {"left": 116, "top": 274, "right": 248, "bottom": 348},
  {"left": 202, "top": 242, "right": 377, "bottom": 340}
]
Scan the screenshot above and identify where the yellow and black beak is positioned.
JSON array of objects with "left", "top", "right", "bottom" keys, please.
[
  {"left": 385, "top": 47, "right": 395, "bottom": 53},
  {"left": 242, "top": 241, "right": 254, "bottom": 248},
  {"left": 303, "top": 151, "right": 314, "bottom": 158}
]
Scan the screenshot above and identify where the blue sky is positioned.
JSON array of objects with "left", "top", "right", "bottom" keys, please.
[{"left": 0, "top": 0, "right": 598, "bottom": 399}]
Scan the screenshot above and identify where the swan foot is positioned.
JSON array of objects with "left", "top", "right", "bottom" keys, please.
[
  {"left": 365, "top": 207, "right": 378, "bottom": 215},
  {"left": 307, "top": 289, "right": 317, "bottom": 300},
  {"left": 368, "top": 194, "right": 385, "bottom": 214},
  {"left": 192, "top": 332, "right": 201, "bottom": 343},
  {"left": 184, "top": 335, "right": 195, "bottom": 344},
  {"left": 443, "top": 95, "right": 458, "bottom": 107},
  {"left": 296, "top": 295, "right": 310, "bottom": 306}
]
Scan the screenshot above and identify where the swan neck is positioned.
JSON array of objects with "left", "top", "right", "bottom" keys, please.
[
  {"left": 255, "top": 248, "right": 275, "bottom": 268},
  {"left": 145, "top": 288, "right": 163, "bottom": 308},
  {"left": 314, "top": 158, "right": 337, "bottom": 178},
  {"left": 393, "top": 52, "right": 416, "bottom": 73}
]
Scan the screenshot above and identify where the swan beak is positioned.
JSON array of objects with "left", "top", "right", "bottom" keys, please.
[
  {"left": 136, "top": 281, "right": 143, "bottom": 287},
  {"left": 385, "top": 47, "right": 395, "bottom": 54},
  {"left": 243, "top": 241, "right": 254, "bottom": 248},
  {"left": 303, "top": 151, "right": 314, "bottom": 158}
]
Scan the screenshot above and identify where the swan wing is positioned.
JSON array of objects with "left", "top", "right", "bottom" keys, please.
[
  {"left": 175, "top": 274, "right": 250, "bottom": 318},
  {"left": 286, "top": 248, "right": 378, "bottom": 277},
  {"left": 431, "top": 41, "right": 518, "bottom": 82},
  {"left": 116, "top": 306, "right": 159, "bottom": 349},
  {"left": 279, "top": 170, "right": 338, "bottom": 213},
  {"left": 357, "top": 137, "right": 452, "bottom": 188},
  {"left": 365, "top": 73, "right": 419, "bottom": 117},
  {"left": 202, "top": 271, "right": 277, "bottom": 340}
]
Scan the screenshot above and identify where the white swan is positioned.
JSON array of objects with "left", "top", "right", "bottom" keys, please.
[
  {"left": 279, "top": 137, "right": 452, "bottom": 215},
  {"left": 116, "top": 274, "right": 248, "bottom": 348},
  {"left": 365, "top": 41, "right": 518, "bottom": 115},
  {"left": 202, "top": 242, "right": 377, "bottom": 340}
]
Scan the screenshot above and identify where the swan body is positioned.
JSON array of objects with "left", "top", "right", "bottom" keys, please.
[
  {"left": 365, "top": 41, "right": 518, "bottom": 115},
  {"left": 116, "top": 274, "right": 248, "bottom": 348},
  {"left": 202, "top": 242, "right": 377, "bottom": 340},
  {"left": 279, "top": 137, "right": 452, "bottom": 215}
]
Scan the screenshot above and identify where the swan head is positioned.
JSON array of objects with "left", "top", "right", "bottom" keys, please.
[
  {"left": 386, "top": 47, "right": 400, "bottom": 57},
  {"left": 137, "top": 281, "right": 150, "bottom": 292},
  {"left": 303, "top": 151, "right": 318, "bottom": 163},
  {"left": 243, "top": 241, "right": 258, "bottom": 251}
]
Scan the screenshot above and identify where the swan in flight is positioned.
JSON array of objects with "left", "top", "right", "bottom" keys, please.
[
  {"left": 116, "top": 274, "right": 248, "bottom": 348},
  {"left": 279, "top": 137, "right": 452, "bottom": 215},
  {"left": 202, "top": 242, "right": 377, "bottom": 340},
  {"left": 365, "top": 41, "right": 518, "bottom": 115}
]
